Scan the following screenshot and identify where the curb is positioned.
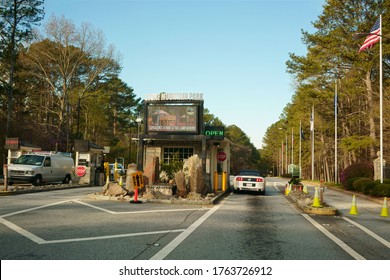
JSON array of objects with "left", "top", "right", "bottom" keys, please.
[
  {"left": 285, "top": 190, "right": 339, "bottom": 216},
  {"left": 0, "top": 185, "right": 91, "bottom": 196},
  {"left": 86, "top": 190, "right": 229, "bottom": 205},
  {"left": 301, "top": 180, "right": 385, "bottom": 205},
  {"left": 303, "top": 205, "right": 338, "bottom": 215},
  {"left": 0, "top": 183, "right": 230, "bottom": 206}
]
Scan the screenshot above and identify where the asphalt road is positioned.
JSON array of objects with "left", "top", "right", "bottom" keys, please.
[{"left": 0, "top": 178, "right": 389, "bottom": 261}]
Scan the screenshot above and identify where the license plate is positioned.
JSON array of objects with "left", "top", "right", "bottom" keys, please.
[{"left": 245, "top": 183, "right": 254, "bottom": 187}]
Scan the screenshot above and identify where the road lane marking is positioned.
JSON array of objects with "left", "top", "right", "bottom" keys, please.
[
  {"left": 302, "top": 214, "right": 365, "bottom": 260},
  {"left": 74, "top": 200, "right": 208, "bottom": 215},
  {"left": 0, "top": 199, "right": 207, "bottom": 245},
  {"left": 0, "top": 217, "right": 46, "bottom": 244},
  {"left": 42, "top": 229, "right": 185, "bottom": 244},
  {"left": 342, "top": 217, "right": 390, "bottom": 248},
  {"left": 150, "top": 193, "right": 231, "bottom": 260},
  {"left": 0, "top": 215, "right": 185, "bottom": 244},
  {"left": 73, "top": 200, "right": 117, "bottom": 214},
  {"left": 1, "top": 199, "right": 75, "bottom": 218}
]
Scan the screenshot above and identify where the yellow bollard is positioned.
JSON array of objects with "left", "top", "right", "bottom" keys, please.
[
  {"left": 104, "top": 162, "right": 110, "bottom": 182},
  {"left": 222, "top": 171, "right": 227, "bottom": 192},
  {"left": 214, "top": 171, "right": 218, "bottom": 192},
  {"left": 114, "top": 162, "right": 118, "bottom": 182}
]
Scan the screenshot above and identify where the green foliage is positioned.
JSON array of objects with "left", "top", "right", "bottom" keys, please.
[
  {"left": 160, "top": 152, "right": 184, "bottom": 180},
  {"left": 361, "top": 181, "right": 375, "bottom": 195},
  {"left": 370, "top": 184, "right": 390, "bottom": 197},
  {"left": 352, "top": 177, "right": 373, "bottom": 192},
  {"left": 340, "top": 162, "right": 373, "bottom": 190},
  {"left": 261, "top": 0, "right": 390, "bottom": 182},
  {"left": 226, "top": 124, "right": 263, "bottom": 174},
  {"left": 340, "top": 136, "right": 374, "bottom": 153},
  {"left": 288, "top": 177, "right": 302, "bottom": 185},
  {"left": 0, "top": 0, "right": 45, "bottom": 136}
]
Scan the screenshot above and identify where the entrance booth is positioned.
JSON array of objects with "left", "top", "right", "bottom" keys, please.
[
  {"left": 4, "top": 138, "right": 41, "bottom": 164},
  {"left": 138, "top": 93, "right": 231, "bottom": 192},
  {"left": 207, "top": 139, "right": 231, "bottom": 191},
  {"left": 74, "top": 140, "right": 105, "bottom": 186}
]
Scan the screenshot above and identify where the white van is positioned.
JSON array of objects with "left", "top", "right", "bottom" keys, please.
[{"left": 8, "top": 152, "right": 74, "bottom": 186}]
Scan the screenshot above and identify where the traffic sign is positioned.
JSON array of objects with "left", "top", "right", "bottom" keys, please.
[
  {"left": 76, "top": 166, "right": 86, "bottom": 177},
  {"left": 131, "top": 171, "right": 144, "bottom": 188},
  {"left": 217, "top": 151, "right": 227, "bottom": 162}
]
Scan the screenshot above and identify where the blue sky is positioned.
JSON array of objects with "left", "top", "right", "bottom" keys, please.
[{"left": 43, "top": 0, "right": 325, "bottom": 148}]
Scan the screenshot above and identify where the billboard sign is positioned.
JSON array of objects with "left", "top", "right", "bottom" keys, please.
[{"left": 147, "top": 104, "right": 198, "bottom": 133}]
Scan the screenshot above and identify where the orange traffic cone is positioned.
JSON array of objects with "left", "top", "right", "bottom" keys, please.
[
  {"left": 380, "top": 197, "right": 388, "bottom": 217},
  {"left": 311, "top": 187, "right": 322, "bottom": 207},
  {"left": 349, "top": 195, "right": 359, "bottom": 215}
]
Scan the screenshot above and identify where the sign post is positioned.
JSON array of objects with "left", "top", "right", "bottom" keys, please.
[
  {"left": 130, "top": 171, "right": 144, "bottom": 204},
  {"left": 3, "top": 164, "right": 8, "bottom": 191}
]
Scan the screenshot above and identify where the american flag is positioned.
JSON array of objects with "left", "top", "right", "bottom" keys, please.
[{"left": 359, "top": 17, "right": 381, "bottom": 52}]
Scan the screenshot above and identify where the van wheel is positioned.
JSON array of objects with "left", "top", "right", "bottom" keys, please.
[
  {"left": 32, "top": 175, "right": 42, "bottom": 186},
  {"left": 62, "top": 175, "right": 71, "bottom": 184}
]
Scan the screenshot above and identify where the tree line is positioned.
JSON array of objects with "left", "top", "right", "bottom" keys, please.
[
  {"left": 0, "top": 0, "right": 142, "bottom": 164},
  {"left": 0, "top": 0, "right": 263, "bottom": 171},
  {"left": 261, "top": 0, "right": 389, "bottom": 182}
]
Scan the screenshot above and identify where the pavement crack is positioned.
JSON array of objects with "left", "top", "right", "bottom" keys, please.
[{"left": 131, "top": 209, "right": 198, "bottom": 260}]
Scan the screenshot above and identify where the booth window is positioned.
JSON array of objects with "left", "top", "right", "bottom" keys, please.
[{"left": 163, "top": 147, "right": 194, "bottom": 163}]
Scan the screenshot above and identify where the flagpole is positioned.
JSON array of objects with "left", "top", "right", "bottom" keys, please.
[
  {"left": 311, "top": 105, "right": 315, "bottom": 181},
  {"left": 281, "top": 141, "right": 284, "bottom": 176},
  {"left": 291, "top": 128, "right": 294, "bottom": 165},
  {"left": 379, "top": 14, "right": 383, "bottom": 183},
  {"left": 335, "top": 80, "right": 338, "bottom": 183},
  {"left": 285, "top": 135, "right": 288, "bottom": 174},
  {"left": 299, "top": 120, "right": 302, "bottom": 178}
]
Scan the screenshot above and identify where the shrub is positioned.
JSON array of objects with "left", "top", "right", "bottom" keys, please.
[
  {"left": 361, "top": 181, "right": 375, "bottom": 195},
  {"left": 288, "top": 177, "right": 301, "bottom": 185},
  {"left": 352, "top": 177, "right": 373, "bottom": 192},
  {"left": 370, "top": 183, "right": 390, "bottom": 197},
  {"left": 340, "top": 162, "right": 374, "bottom": 190},
  {"left": 160, "top": 152, "right": 184, "bottom": 181},
  {"left": 374, "top": 179, "right": 390, "bottom": 185}
]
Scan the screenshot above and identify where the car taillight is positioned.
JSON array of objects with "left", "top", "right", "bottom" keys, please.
[
  {"left": 236, "top": 177, "right": 243, "bottom": 181},
  {"left": 256, "top": 178, "right": 264, "bottom": 182}
]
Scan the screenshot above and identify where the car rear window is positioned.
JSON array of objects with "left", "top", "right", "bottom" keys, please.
[{"left": 239, "top": 170, "right": 261, "bottom": 176}]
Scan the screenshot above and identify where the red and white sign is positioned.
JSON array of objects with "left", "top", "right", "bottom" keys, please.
[
  {"left": 76, "top": 166, "right": 86, "bottom": 177},
  {"left": 217, "top": 151, "right": 227, "bottom": 162}
]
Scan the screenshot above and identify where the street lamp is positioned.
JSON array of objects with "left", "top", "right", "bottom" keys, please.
[{"left": 136, "top": 116, "right": 142, "bottom": 167}]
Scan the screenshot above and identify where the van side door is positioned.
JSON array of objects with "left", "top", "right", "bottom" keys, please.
[{"left": 42, "top": 156, "right": 54, "bottom": 182}]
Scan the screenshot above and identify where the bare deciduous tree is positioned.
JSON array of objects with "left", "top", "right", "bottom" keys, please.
[{"left": 26, "top": 15, "right": 120, "bottom": 150}]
